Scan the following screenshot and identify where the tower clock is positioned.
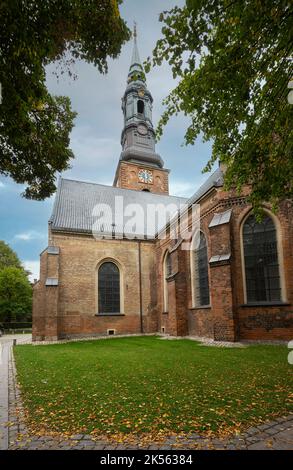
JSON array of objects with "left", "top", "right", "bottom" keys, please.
[
  {"left": 138, "top": 169, "right": 153, "bottom": 184},
  {"left": 113, "top": 26, "right": 169, "bottom": 195}
]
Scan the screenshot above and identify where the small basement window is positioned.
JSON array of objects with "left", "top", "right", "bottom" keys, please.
[{"left": 107, "top": 329, "right": 116, "bottom": 336}]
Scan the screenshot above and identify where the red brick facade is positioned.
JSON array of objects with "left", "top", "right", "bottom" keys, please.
[
  {"left": 32, "top": 33, "right": 291, "bottom": 342},
  {"left": 114, "top": 161, "right": 169, "bottom": 194},
  {"left": 155, "top": 187, "right": 293, "bottom": 342},
  {"left": 33, "top": 184, "right": 293, "bottom": 342}
]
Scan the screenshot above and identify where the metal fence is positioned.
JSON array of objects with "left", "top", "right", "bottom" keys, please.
[{"left": 0, "top": 322, "right": 32, "bottom": 334}]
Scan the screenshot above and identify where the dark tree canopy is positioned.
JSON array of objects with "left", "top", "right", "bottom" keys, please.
[
  {"left": 0, "top": 0, "right": 130, "bottom": 199},
  {"left": 147, "top": 0, "right": 293, "bottom": 209}
]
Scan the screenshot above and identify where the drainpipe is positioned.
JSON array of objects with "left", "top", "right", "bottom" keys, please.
[{"left": 138, "top": 241, "right": 143, "bottom": 333}]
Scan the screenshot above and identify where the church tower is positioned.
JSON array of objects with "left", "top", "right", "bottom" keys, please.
[{"left": 113, "top": 25, "right": 169, "bottom": 194}]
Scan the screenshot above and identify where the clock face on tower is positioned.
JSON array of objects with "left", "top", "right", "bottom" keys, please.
[
  {"left": 137, "top": 124, "right": 148, "bottom": 135},
  {"left": 138, "top": 169, "right": 153, "bottom": 184}
]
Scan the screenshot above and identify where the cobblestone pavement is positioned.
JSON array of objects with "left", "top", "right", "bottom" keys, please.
[
  {"left": 0, "top": 341, "right": 9, "bottom": 450},
  {"left": 0, "top": 335, "right": 31, "bottom": 450},
  {"left": 4, "top": 340, "right": 293, "bottom": 451},
  {"left": 5, "top": 332, "right": 287, "bottom": 349}
]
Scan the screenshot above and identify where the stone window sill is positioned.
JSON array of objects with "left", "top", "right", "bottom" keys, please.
[
  {"left": 240, "top": 302, "right": 290, "bottom": 308},
  {"left": 190, "top": 305, "right": 211, "bottom": 310},
  {"left": 95, "top": 313, "right": 125, "bottom": 317}
]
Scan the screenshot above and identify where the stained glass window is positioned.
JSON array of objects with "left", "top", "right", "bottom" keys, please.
[
  {"left": 163, "top": 252, "right": 171, "bottom": 312},
  {"left": 243, "top": 214, "right": 281, "bottom": 303},
  {"left": 98, "top": 262, "right": 120, "bottom": 313},
  {"left": 166, "top": 252, "right": 172, "bottom": 278},
  {"left": 192, "top": 232, "right": 210, "bottom": 307}
]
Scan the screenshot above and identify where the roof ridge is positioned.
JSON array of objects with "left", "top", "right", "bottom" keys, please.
[
  {"left": 186, "top": 167, "right": 223, "bottom": 206},
  {"left": 60, "top": 177, "right": 188, "bottom": 200},
  {"left": 49, "top": 177, "right": 63, "bottom": 225}
]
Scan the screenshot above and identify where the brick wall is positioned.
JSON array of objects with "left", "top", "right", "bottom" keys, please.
[
  {"left": 230, "top": 200, "right": 293, "bottom": 340},
  {"left": 115, "top": 161, "right": 169, "bottom": 194},
  {"left": 33, "top": 186, "right": 293, "bottom": 342},
  {"left": 33, "top": 234, "right": 158, "bottom": 340},
  {"left": 155, "top": 188, "right": 293, "bottom": 341}
]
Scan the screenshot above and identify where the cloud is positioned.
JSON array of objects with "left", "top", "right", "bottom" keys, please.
[
  {"left": 23, "top": 260, "right": 40, "bottom": 282},
  {"left": 170, "top": 176, "right": 207, "bottom": 198},
  {"left": 65, "top": 126, "right": 120, "bottom": 183},
  {"left": 1, "top": 0, "right": 214, "bottom": 275},
  {"left": 14, "top": 230, "right": 46, "bottom": 242}
]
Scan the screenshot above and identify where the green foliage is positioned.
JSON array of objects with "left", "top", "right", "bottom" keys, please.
[
  {"left": 0, "top": 0, "right": 130, "bottom": 200},
  {"left": 0, "top": 240, "right": 22, "bottom": 270},
  {"left": 14, "top": 337, "right": 291, "bottom": 440},
  {"left": 147, "top": 1, "right": 293, "bottom": 209},
  {"left": 0, "top": 267, "right": 32, "bottom": 322},
  {"left": 128, "top": 71, "right": 146, "bottom": 83}
]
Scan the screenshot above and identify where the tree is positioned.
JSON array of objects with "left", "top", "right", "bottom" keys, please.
[
  {"left": 0, "top": 240, "right": 22, "bottom": 271},
  {"left": 0, "top": 267, "right": 32, "bottom": 323},
  {"left": 147, "top": 0, "right": 293, "bottom": 210},
  {"left": 0, "top": 0, "right": 130, "bottom": 200}
]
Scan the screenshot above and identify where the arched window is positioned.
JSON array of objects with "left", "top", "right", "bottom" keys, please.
[
  {"left": 98, "top": 262, "right": 120, "bottom": 313},
  {"left": 163, "top": 252, "right": 171, "bottom": 312},
  {"left": 137, "top": 100, "right": 144, "bottom": 115},
  {"left": 166, "top": 252, "right": 172, "bottom": 277},
  {"left": 243, "top": 214, "right": 281, "bottom": 303},
  {"left": 191, "top": 232, "right": 210, "bottom": 307}
]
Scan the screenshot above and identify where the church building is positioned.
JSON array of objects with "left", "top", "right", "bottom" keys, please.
[{"left": 33, "top": 31, "right": 293, "bottom": 342}]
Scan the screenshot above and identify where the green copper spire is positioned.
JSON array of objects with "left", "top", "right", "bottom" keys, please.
[
  {"left": 128, "top": 22, "right": 145, "bottom": 83},
  {"left": 118, "top": 22, "right": 164, "bottom": 170}
]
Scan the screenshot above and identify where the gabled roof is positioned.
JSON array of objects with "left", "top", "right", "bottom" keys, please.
[
  {"left": 156, "top": 167, "right": 224, "bottom": 237},
  {"left": 186, "top": 167, "right": 224, "bottom": 206},
  {"left": 50, "top": 179, "right": 187, "bottom": 239},
  {"left": 50, "top": 168, "right": 224, "bottom": 240}
]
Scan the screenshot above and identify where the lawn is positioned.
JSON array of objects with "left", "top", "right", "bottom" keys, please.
[{"left": 14, "top": 336, "right": 292, "bottom": 440}]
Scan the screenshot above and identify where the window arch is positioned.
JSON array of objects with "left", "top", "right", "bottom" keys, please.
[
  {"left": 163, "top": 251, "right": 171, "bottom": 312},
  {"left": 191, "top": 231, "right": 210, "bottom": 307},
  {"left": 243, "top": 213, "right": 281, "bottom": 303},
  {"left": 166, "top": 252, "right": 172, "bottom": 278},
  {"left": 98, "top": 262, "right": 120, "bottom": 313},
  {"left": 137, "top": 100, "right": 144, "bottom": 115}
]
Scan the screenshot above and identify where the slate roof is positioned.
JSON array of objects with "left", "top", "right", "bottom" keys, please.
[
  {"left": 50, "top": 168, "right": 224, "bottom": 239},
  {"left": 157, "top": 167, "right": 224, "bottom": 236},
  {"left": 185, "top": 167, "right": 224, "bottom": 206},
  {"left": 50, "top": 179, "right": 188, "bottom": 239}
]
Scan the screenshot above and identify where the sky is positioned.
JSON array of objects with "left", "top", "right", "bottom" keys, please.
[{"left": 0, "top": 0, "right": 214, "bottom": 281}]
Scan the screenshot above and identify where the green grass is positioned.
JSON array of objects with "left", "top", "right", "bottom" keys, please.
[{"left": 14, "top": 336, "right": 292, "bottom": 438}]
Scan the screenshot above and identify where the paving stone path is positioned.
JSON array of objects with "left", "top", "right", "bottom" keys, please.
[
  {"left": 0, "top": 341, "right": 9, "bottom": 450},
  {"left": 1, "top": 336, "right": 292, "bottom": 451},
  {"left": 0, "top": 335, "right": 31, "bottom": 450}
]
